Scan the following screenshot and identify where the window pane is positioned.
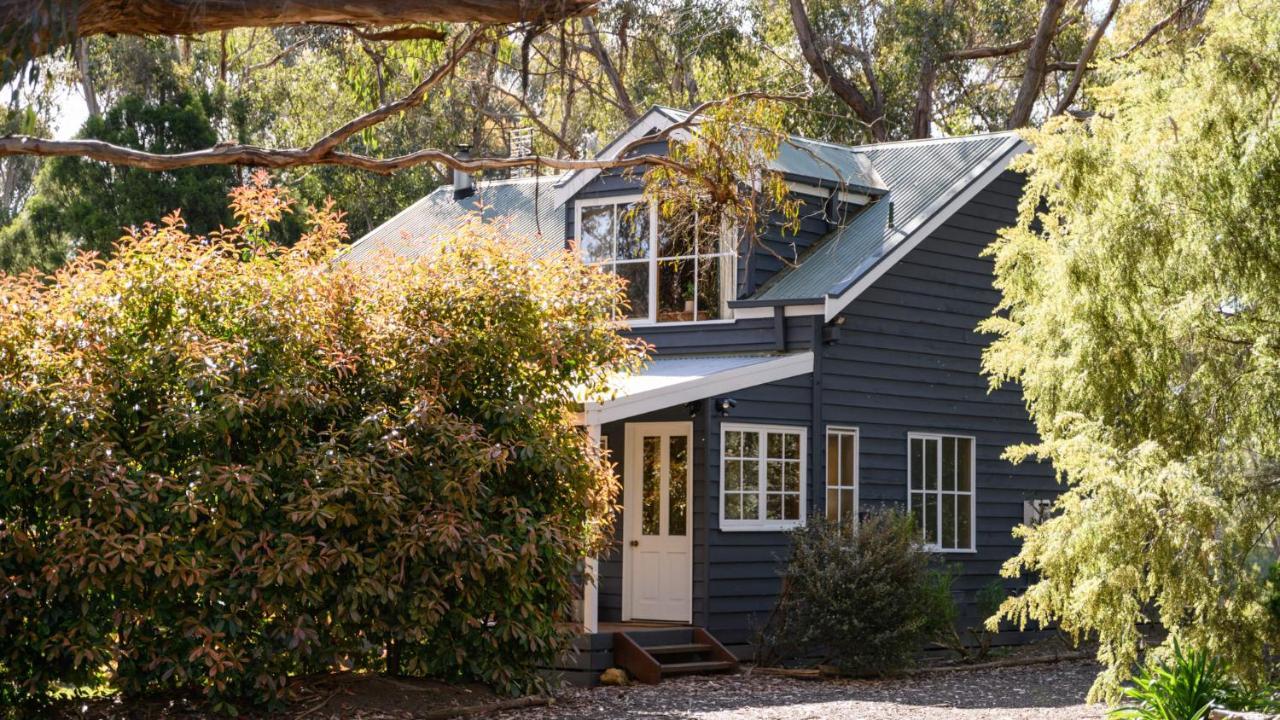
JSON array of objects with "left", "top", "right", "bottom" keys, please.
[
  {"left": 826, "top": 489, "right": 838, "bottom": 520},
  {"left": 642, "top": 436, "right": 660, "bottom": 535},
  {"left": 958, "top": 438, "right": 972, "bottom": 492},
  {"left": 743, "top": 492, "right": 759, "bottom": 519},
  {"left": 615, "top": 262, "right": 649, "bottom": 320},
  {"left": 910, "top": 438, "right": 923, "bottom": 490},
  {"left": 725, "top": 493, "right": 742, "bottom": 520},
  {"left": 783, "top": 433, "right": 799, "bottom": 460},
  {"left": 766, "top": 461, "right": 782, "bottom": 491},
  {"left": 767, "top": 432, "right": 782, "bottom": 459},
  {"left": 580, "top": 205, "right": 614, "bottom": 262},
  {"left": 784, "top": 494, "right": 799, "bottom": 520},
  {"left": 826, "top": 435, "right": 839, "bottom": 487},
  {"left": 743, "top": 431, "right": 759, "bottom": 458},
  {"left": 925, "top": 493, "right": 938, "bottom": 545},
  {"left": 958, "top": 495, "right": 972, "bottom": 549},
  {"left": 942, "top": 494, "right": 956, "bottom": 549},
  {"left": 925, "top": 439, "right": 939, "bottom": 491},
  {"left": 657, "top": 257, "right": 694, "bottom": 322},
  {"left": 942, "top": 437, "right": 956, "bottom": 492},
  {"left": 783, "top": 462, "right": 800, "bottom": 493},
  {"left": 617, "top": 204, "right": 649, "bottom": 260},
  {"left": 695, "top": 256, "right": 723, "bottom": 321},
  {"left": 669, "top": 436, "right": 687, "bottom": 536},
  {"left": 766, "top": 494, "right": 782, "bottom": 520},
  {"left": 657, "top": 211, "right": 696, "bottom": 258},
  {"left": 911, "top": 493, "right": 925, "bottom": 538},
  {"left": 726, "top": 431, "right": 742, "bottom": 457},
  {"left": 839, "top": 489, "right": 855, "bottom": 522},
  {"left": 840, "top": 435, "right": 855, "bottom": 487},
  {"left": 742, "top": 460, "right": 759, "bottom": 490},
  {"left": 725, "top": 460, "right": 741, "bottom": 491}
]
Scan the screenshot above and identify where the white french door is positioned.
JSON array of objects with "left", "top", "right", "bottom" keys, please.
[{"left": 622, "top": 421, "right": 693, "bottom": 623}]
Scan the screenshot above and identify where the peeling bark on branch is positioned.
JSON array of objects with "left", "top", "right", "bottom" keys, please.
[
  {"left": 0, "top": 0, "right": 596, "bottom": 77},
  {"left": 1006, "top": 0, "right": 1068, "bottom": 129}
]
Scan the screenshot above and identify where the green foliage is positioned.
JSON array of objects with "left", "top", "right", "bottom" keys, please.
[
  {"left": 1268, "top": 563, "right": 1280, "bottom": 625},
  {"left": 981, "top": 0, "right": 1280, "bottom": 700},
  {"left": 0, "top": 174, "right": 645, "bottom": 711},
  {"left": 756, "top": 511, "right": 947, "bottom": 674},
  {"left": 1109, "top": 643, "right": 1278, "bottom": 720},
  {"left": 0, "top": 91, "right": 233, "bottom": 273},
  {"left": 922, "top": 568, "right": 1006, "bottom": 662}
]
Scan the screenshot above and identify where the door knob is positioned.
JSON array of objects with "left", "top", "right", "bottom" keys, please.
[{"left": 629, "top": 540, "right": 639, "bottom": 547}]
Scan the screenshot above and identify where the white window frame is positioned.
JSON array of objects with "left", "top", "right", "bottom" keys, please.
[
  {"left": 825, "top": 426, "right": 859, "bottom": 526},
  {"left": 574, "top": 195, "right": 736, "bottom": 326},
  {"left": 906, "top": 432, "right": 977, "bottom": 553},
  {"left": 719, "top": 423, "right": 807, "bottom": 532}
]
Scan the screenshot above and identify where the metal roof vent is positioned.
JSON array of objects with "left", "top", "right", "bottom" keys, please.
[{"left": 453, "top": 144, "right": 475, "bottom": 200}]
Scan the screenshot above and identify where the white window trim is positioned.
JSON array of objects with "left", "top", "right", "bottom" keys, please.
[
  {"left": 906, "top": 432, "right": 977, "bottom": 553},
  {"left": 719, "top": 423, "right": 807, "bottom": 532},
  {"left": 825, "top": 425, "right": 859, "bottom": 525},
  {"left": 573, "top": 195, "right": 736, "bottom": 326}
]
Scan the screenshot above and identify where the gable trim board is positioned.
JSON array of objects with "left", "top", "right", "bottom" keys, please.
[
  {"left": 820, "top": 138, "right": 1028, "bottom": 321},
  {"left": 579, "top": 351, "right": 814, "bottom": 426},
  {"left": 553, "top": 107, "right": 682, "bottom": 207}
]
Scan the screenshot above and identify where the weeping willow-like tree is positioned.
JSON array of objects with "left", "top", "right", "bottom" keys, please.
[{"left": 981, "top": 0, "right": 1280, "bottom": 700}]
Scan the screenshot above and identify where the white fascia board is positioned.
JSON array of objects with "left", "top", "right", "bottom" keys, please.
[
  {"left": 553, "top": 110, "right": 677, "bottom": 208},
  {"left": 732, "top": 304, "right": 824, "bottom": 319},
  {"left": 579, "top": 351, "right": 814, "bottom": 426},
  {"left": 822, "top": 138, "right": 1029, "bottom": 322}
]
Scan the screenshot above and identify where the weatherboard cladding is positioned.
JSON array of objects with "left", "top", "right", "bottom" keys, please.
[{"left": 753, "top": 133, "right": 1021, "bottom": 302}]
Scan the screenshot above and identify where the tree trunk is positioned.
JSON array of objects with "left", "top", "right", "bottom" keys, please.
[
  {"left": 581, "top": 16, "right": 637, "bottom": 121},
  {"left": 788, "top": 0, "right": 886, "bottom": 141},
  {"left": 911, "top": 56, "right": 936, "bottom": 139},
  {"left": 73, "top": 39, "right": 98, "bottom": 117},
  {"left": 1053, "top": 0, "right": 1120, "bottom": 115},
  {"left": 1006, "top": 0, "right": 1068, "bottom": 129}
]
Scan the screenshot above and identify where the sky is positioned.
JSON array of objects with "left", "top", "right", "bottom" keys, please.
[{"left": 51, "top": 84, "right": 89, "bottom": 139}]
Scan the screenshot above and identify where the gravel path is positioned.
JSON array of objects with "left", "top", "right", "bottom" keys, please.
[{"left": 496, "top": 659, "right": 1106, "bottom": 720}]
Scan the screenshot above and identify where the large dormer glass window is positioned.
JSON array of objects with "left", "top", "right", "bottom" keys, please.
[{"left": 576, "top": 196, "right": 734, "bottom": 324}]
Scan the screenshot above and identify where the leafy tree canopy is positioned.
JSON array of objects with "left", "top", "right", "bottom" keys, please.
[
  {"left": 982, "top": 0, "right": 1280, "bottom": 699},
  {"left": 0, "top": 89, "right": 233, "bottom": 272}
]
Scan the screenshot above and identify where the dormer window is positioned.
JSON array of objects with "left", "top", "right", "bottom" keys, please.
[{"left": 576, "top": 195, "right": 735, "bottom": 324}]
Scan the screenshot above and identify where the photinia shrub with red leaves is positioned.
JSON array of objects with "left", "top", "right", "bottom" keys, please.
[{"left": 0, "top": 173, "right": 645, "bottom": 713}]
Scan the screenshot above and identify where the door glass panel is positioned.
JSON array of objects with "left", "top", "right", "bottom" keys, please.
[
  {"left": 669, "top": 435, "right": 688, "bottom": 536},
  {"left": 642, "top": 436, "right": 661, "bottom": 535}
]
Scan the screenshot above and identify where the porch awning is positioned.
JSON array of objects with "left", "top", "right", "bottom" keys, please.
[{"left": 579, "top": 352, "right": 814, "bottom": 426}]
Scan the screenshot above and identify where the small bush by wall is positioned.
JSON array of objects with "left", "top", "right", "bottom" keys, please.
[
  {"left": 0, "top": 175, "right": 645, "bottom": 713},
  {"left": 756, "top": 510, "right": 949, "bottom": 674}
]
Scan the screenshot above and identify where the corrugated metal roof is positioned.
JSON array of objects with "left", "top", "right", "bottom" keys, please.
[
  {"left": 774, "top": 137, "right": 883, "bottom": 193},
  {"left": 340, "top": 174, "right": 565, "bottom": 268},
  {"left": 752, "top": 133, "right": 1022, "bottom": 301}
]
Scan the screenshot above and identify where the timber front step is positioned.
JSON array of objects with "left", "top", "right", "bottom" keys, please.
[{"left": 612, "top": 628, "right": 739, "bottom": 684}]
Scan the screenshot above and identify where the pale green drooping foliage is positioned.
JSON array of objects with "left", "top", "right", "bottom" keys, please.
[{"left": 981, "top": 0, "right": 1280, "bottom": 700}]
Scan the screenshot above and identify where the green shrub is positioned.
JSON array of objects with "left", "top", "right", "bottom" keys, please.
[
  {"left": 1110, "top": 643, "right": 1279, "bottom": 720},
  {"left": 923, "top": 569, "right": 1007, "bottom": 662},
  {"left": 0, "top": 174, "right": 644, "bottom": 713},
  {"left": 756, "top": 510, "right": 947, "bottom": 675}
]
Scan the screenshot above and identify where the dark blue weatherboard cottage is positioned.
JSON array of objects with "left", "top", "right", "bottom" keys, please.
[{"left": 343, "top": 108, "right": 1059, "bottom": 684}]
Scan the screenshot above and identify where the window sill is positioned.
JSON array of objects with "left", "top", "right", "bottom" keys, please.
[
  {"left": 719, "top": 520, "right": 806, "bottom": 532},
  {"left": 622, "top": 318, "right": 737, "bottom": 329},
  {"left": 925, "top": 546, "right": 978, "bottom": 554}
]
